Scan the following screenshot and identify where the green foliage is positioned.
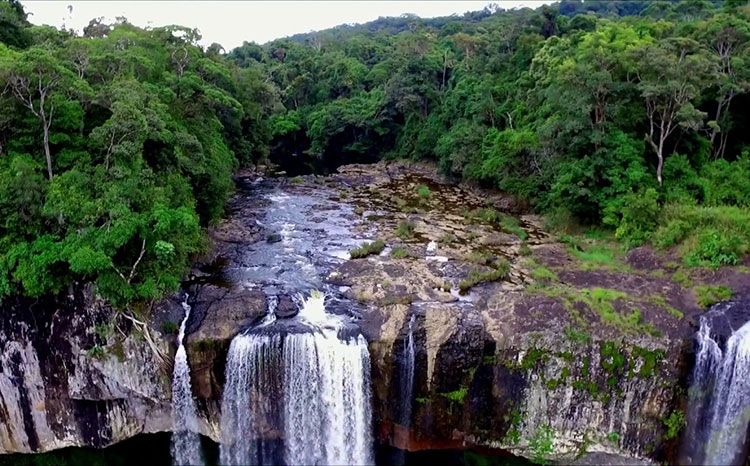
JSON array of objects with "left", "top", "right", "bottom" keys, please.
[
  {"left": 441, "top": 386, "right": 468, "bottom": 404},
  {"left": 390, "top": 247, "right": 409, "bottom": 259},
  {"left": 161, "top": 321, "right": 178, "bottom": 335},
  {"left": 459, "top": 258, "right": 510, "bottom": 292},
  {"left": 530, "top": 265, "right": 558, "bottom": 282},
  {"left": 464, "top": 208, "right": 527, "bottom": 239},
  {"left": 238, "top": 4, "right": 750, "bottom": 269},
  {"left": 612, "top": 189, "right": 660, "bottom": 246},
  {"left": 653, "top": 204, "right": 750, "bottom": 266},
  {"left": 528, "top": 425, "right": 555, "bottom": 465},
  {"left": 0, "top": 20, "right": 267, "bottom": 307},
  {"left": 396, "top": 220, "right": 415, "bottom": 240},
  {"left": 662, "top": 411, "right": 686, "bottom": 440},
  {"left": 416, "top": 185, "right": 432, "bottom": 201},
  {"left": 684, "top": 229, "right": 741, "bottom": 268},
  {"left": 349, "top": 239, "right": 386, "bottom": 259},
  {"left": 694, "top": 285, "right": 733, "bottom": 308},
  {"left": 86, "top": 345, "right": 105, "bottom": 360}
]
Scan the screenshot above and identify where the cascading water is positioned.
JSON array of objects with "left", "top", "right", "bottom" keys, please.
[
  {"left": 400, "top": 314, "right": 416, "bottom": 426},
  {"left": 171, "top": 296, "right": 203, "bottom": 466},
  {"left": 220, "top": 292, "right": 373, "bottom": 466},
  {"left": 684, "top": 304, "right": 750, "bottom": 465}
]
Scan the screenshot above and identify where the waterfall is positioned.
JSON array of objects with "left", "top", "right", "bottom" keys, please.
[
  {"left": 400, "top": 314, "right": 416, "bottom": 426},
  {"left": 220, "top": 293, "right": 373, "bottom": 465},
  {"left": 171, "top": 296, "right": 203, "bottom": 466},
  {"left": 686, "top": 313, "right": 750, "bottom": 465}
]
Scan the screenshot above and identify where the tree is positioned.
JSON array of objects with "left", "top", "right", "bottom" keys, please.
[
  {"left": 0, "top": 0, "right": 31, "bottom": 48},
  {"left": 0, "top": 46, "right": 90, "bottom": 180},
  {"left": 695, "top": 13, "right": 750, "bottom": 159},
  {"left": 632, "top": 38, "right": 716, "bottom": 184}
]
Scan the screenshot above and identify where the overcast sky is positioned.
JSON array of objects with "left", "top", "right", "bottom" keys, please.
[{"left": 23, "top": 1, "right": 549, "bottom": 50}]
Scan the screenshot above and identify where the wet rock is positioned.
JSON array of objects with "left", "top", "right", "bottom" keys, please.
[
  {"left": 275, "top": 295, "right": 299, "bottom": 319},
  {"left": 266, "top": 233, "right": 282, "bottom": 243},
  {"left": 0, "top": 285, "right": 171, "bottom": 454},
  {"left": 187, "top": 284, "right": 266, "bottom": 343}
]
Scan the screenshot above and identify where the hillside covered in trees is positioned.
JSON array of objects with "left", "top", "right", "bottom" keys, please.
[{"left": 1, "top": 0, "right": 749, "bottom": 307}]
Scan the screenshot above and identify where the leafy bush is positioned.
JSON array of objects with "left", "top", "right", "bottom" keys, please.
[
  {"left": 695, "top": 285, "right": 733, "bottom": 308},
  {"left": 684, "top": 229, "right": 741, "bottom": 268},
  {"left": 701, "top": 155, "right": 750, "bottom": 207},
  {"left": 612, "top": 188, "right": 660, "bottom": 246},
  {"left": 349, "top": 239, "right": 386, "bottom": 259},
  {"left": 396, "top": 221, "right": 415, "bottom": 239},
  {"left": 662, "top": 411, "right": 686, "bottom": 440},
  {"left": 391, "top": 247, "right": 409, "bottom": 259},
  {"left": 653, "top": 204, "right": 750, "bottom": 266}
]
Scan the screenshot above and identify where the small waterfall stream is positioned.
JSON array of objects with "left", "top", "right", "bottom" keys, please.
[
  {"left": 400, "top": 314, "right": 416, "bottom": 427},
  {"left": 170, "top": 296, "right": 203, "bottom": 466},
  {"left": 685, "top": 302, "right": 750, "bottom": 465},
  {"left": 220, "top": 293, "right": 373, "bottom": 465}
]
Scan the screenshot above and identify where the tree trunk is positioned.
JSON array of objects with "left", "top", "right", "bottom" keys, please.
[
  {"left": 42, "top": 120, "right": 53, "bottom": 180},
  {"left": 656, "top": 138, "right": 665, "bottom": 186}
]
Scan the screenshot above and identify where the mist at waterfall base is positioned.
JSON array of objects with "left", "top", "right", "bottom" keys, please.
[{"left": 683, "top": 299, "right": 750, "bottom": 465}]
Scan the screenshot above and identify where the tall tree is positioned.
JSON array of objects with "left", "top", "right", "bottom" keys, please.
[
  {"left": 632, "top": 38, "right": 716, "bottom": 184},
  {"left": 0, "top": 46, "right": 90, "bottom": 180},
  {"left": 695, "top": 13, "right": 750, "bottom": 159}
]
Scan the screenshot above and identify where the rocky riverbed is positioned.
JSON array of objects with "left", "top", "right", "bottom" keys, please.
[{"left": 2, "top": 162, "right": 749, "bottom": 464}]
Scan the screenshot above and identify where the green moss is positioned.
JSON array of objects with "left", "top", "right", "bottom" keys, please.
[
  {"left": 110, "top": 340, "right": 126, "bottom": 362},
  {"left": 519, "top": 347, "right": 549, "bottom": 370},
  {"left": 391, "top": 247, "right": 409, "bottom": 259},
  {"left": 458, "top": 260, "right": 510, "bottom": 292},
  {"left": 601, "top": 341, "right": 626, "bottom": 375},
  {"left": 86, "top": 345, "right": 105, "bottom": 360},
  {"left": 396, "top": 221, "right": 415, "bottom": 239},
  {"left": 380, "top": 295, "right": 414, "bottom": 306},
  {"left": 290, "top": 176, "right": 304, "bottom": 184},
  {"left": 441, "top": 386, "right": 468, "bottom": 403},
  {"left": 464, "top": 250, "right": 495, "bottom": 265},
  {"left": 482, "top": 355, "right": 497, "bottom": 365},
  {"left": 416, "top": 397, "right": 430, "bottom": 405},
  {"left": 565, "top": 326, "right": 591, "bottom": 342},
  {"left": 416, "top": 185, "right": 432, "bottom": 200},
  {"left": 695, "top": 285, "right": 733, "bottom": 308},
  {"left": 671, "top": 269, "right": 692, "bottom": 287},
  {"left": 531, "top": 265, "right": 558, "bottom": 282},
  {"left": 161, "top": 320, "right": 178, "bottom": 335},
  {"left": 519, "top": 244, "right": 533, "bottom": 256},
  {"left": 529, "top": 425, "right": 555, "bottom": 465},
  {"left": 463, "top": 208, "right": 527, "bottom": 239},
  {"left": 629, "top": 346, "right": 665, "bottom": 379},
  {"left": 349, "top": 239, "right": 386, "bottom": 259},
  {"left": 94, "top": 324, "right": 112, "bottom": 340}
]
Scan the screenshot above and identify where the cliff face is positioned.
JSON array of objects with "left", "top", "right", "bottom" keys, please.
[
  {"left": 0, "top": 285, "right": 172, "bottom": 453},
  {"left": 362, "top": 296, "right": 684, "bottom": 462},
  {"left": 1, "top": 163, "right": 749, "bottom": 463}
]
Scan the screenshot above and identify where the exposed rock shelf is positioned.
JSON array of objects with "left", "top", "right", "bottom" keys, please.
[{"left": 2, "top": 162, "right": 750, "bottom": 464}]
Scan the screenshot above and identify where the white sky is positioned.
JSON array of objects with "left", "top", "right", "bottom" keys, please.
[{"left": 22, "top": 1, "right": 550, "bottom": 50}]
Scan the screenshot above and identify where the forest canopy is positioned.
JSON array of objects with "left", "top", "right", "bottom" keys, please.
[
  {"left": 0, "top": 1, "right": 276, "bottom": 305},
  {"left": 1, "top": 0, "right": 749, "bottom": 306}
]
